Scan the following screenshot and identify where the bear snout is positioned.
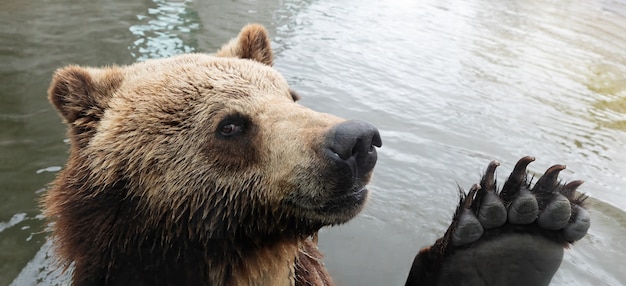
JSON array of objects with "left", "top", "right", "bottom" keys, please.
[{"left": 325, "top": 120, "right": 382, "bottom": 180}]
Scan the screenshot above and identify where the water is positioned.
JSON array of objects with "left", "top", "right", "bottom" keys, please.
[{"left": 1, "top": 0, "right": 625, "bottom": 285}]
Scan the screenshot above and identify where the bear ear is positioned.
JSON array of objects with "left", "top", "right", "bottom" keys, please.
[
  {"left": 48, "top": 65, "right": 122, "bottom": 125},
  {"left": 216, "top": 24, "right": 274, "bottom": 66}
]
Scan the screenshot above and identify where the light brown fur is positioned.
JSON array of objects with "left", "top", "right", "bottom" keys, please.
[
  {"left": 44, "top": 24, "right": 351, "bottom": 286},
  {"left": 43, "top": 23, "right": 588, "bottom": 286}
]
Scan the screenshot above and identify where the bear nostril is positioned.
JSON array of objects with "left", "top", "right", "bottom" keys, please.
[{"left": 326, "top": 120, "right": 382, "bottom": 168}]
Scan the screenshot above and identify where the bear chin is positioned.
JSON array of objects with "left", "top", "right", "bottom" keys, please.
[
  {"left": 286, "top": 186, "right": 369, "bottom": 225},
  {"left": 316, "top": 186, "right": 369, "bottom": 220}
]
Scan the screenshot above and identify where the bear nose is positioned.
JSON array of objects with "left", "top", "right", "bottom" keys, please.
[{"left": 326, "top": 120, "right": 382, "bottom": 175}]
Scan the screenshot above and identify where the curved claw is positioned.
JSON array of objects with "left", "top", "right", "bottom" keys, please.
[
  {"left": 500, "top": 156, "right": 535, "bottom": 204},
  {"left": 511, "top": 156, "right": 535, "bottom": 183},
  {"left": 480, "top": 160, "right": 500, "bottom": 193},
  {"left": 463, "top": 183, "right": 480, "bottom": 209},
  {"left": 533, "top": 164, "right": 566, "bottom": 195},
  {"left": 474, "top": 161, "right": 506, "bottom": 229},
  {"left": 561, "top": 180, "right": 584, "bottom": 200}
]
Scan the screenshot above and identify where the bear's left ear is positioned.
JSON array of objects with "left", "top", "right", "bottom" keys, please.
[{"left": 216, "top": 24, "right": 274, "bottom": 66}]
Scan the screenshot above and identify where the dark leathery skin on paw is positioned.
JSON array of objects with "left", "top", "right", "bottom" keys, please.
[{"left": 405, "top": 156, "right": 590, "bottom": 286}]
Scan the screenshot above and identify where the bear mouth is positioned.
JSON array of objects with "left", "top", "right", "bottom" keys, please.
[
  {"left": 285, "top": 184, "right": 369, "bottom": 224},
  {"left": 316, "top": 186, "right": 369, "bottom": 214},
  {"left": 283, "top": 147, "right": 375, "bottom": 224}
]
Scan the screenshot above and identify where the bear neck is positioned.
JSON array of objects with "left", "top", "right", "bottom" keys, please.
[{"left": 46, "top": 165, "right": 317, "bottom": 286}]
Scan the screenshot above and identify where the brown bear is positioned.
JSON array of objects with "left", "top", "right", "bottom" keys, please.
[{"left": 43, "top": 24, "right": 590, "bottom": 286}]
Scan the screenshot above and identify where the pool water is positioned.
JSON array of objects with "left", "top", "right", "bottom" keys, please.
[{"left": 1, "top": 0, "right": 625, "bottom": 285}]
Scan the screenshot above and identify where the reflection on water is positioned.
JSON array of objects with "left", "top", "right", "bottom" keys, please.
[
  {"left": 588, "top": 62, "right": 626, "bottom": 131},
  {"left": 2, "top": 0, "right": 626, "bottom": 285},
  {"left": 587, "top": 63, "right": 626, "bottom": 96},
  {"left": 129, "top": 0, "right": 200, "bottom": 61}
]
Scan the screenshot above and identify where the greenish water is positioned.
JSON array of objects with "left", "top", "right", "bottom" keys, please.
[{"left": 1, "top": 0, "right": 625, "bottom": 285}]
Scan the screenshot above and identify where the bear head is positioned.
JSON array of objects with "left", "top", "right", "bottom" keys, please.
[{"left": 44, "top": 24, "right": 382, "bottom": 278}]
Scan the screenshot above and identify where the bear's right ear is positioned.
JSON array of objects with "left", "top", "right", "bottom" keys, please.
[
  {"left": 216, "top": 24, "right": 274, "bottom": 66},
  {"left": 48, "top": 65, "right": 122, "bottom": 125}
]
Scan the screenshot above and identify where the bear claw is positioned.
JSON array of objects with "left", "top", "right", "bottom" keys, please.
[
  {"left": 452, "top": 184, "right": 485, "bottom": 246},
  {"left": 406, "top": 157, "right": 590, "bottom": 286},
  {"left": 476, "top": 161, "right": 507, "bottom": 229},
  {"left": 446, "top": 157, "right": 589, "bottom": 246},
  {"left": 533, "top": 164, "right": 566, "bottom": 197},
  {"left": 500, "top": 156, "right": 534, "bottom": 204}
]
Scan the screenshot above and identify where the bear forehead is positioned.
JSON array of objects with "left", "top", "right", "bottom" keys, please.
[
  {"left": 118, "top": 53, "right": 292, "bottom": 102},
  {"left": 84, "top": 53, "right": 301, "bottom": 159}
]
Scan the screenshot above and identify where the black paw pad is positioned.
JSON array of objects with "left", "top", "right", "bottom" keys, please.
[
  {"left": 452, "top": 184, "right": 484, "bottom": 246},
  {"left": 537, "top": 193, "right": 571, "bottom": 230},
  {"left": 564, "top": 204, "right": 591, "bottom": 241},
  {"left": 508, "top": 189, "right": 539, "bottom": 224},
  {"left": 449, "top": 156, "right": 589, "bottom": 247},
  {"left": 476, "top": 161, "right": 507, "bottom": 229}
]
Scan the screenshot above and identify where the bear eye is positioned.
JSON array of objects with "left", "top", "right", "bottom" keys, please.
[
  {"left": 220, "top": 123, "right": 241, "bottom": 136},
  {"left": 216, "top": 113, "right": 250, "bottom": 139}
]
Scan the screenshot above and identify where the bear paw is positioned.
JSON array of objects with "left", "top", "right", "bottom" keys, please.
[
  {"left": 452, "top": 156, "right": 590, "bottom": 246},
  {"left": 406, "top": 156, "right": 590, "bottom": 286}
]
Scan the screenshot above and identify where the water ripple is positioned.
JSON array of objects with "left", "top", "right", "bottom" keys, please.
[{"left": 128, "top": 0, "right": 200, "bottom": 61}]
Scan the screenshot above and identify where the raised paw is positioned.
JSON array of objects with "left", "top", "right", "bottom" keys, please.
[
  {"left": 453, "top": 156, "right": 590, "bottom": 246},
  {"left": 406, "top": 156, "right": 591, "bottom": 286}
]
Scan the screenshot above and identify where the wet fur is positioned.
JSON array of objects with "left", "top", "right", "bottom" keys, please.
[
  {"left": 44, "top": 24, "right": 589, "bottom": 286},
  {"left": 44, "top": 24, "right": 340, "bottom": 286}
]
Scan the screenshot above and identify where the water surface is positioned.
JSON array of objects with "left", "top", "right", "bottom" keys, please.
[{"left": 1, "top": 0, "right": 625, "bottom": 285}]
